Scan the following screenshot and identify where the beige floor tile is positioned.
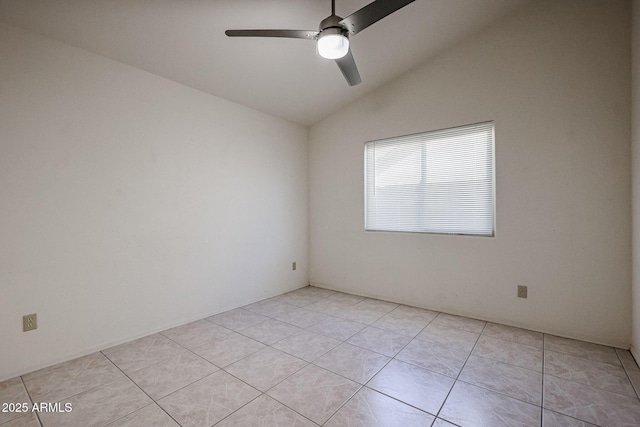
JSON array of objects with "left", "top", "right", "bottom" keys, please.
[
  {"left": 224, "top": 347, "right": 307, "bottom": 391},
  {"left": 294, "top": 286, "right": 336, "bottom": 299},
  {"left": 272, "top": 330, "right": 341, "bottom": 362},
  {"left": 431, "top": 313, "right": 486, "bottom": 334},
  {"left": 396, "top": 338, "right": 469, "bottom": 378},
  {"left": 432, "top": 419, "right": 458, "bottom": 427},
  {"left": 0, "top": 381, "right": 32, "bottom": 425},
  {"left": 304, "top": 299, "right": 354, "bottom": 316},
  {"left": 617, "top": 348, "right": 640, "bottom": 374},
  {"left": 105, "top": 404, "right": 179, "bottom": 427},
  {"left": 473, "top": 335, "right": 542, "bottom": 372},
  {"left": 367, "top": 360, "right": 454, "bottom": 415},
  {"left": 21, "top": 362, "right": 64, "bottom": 383},
  {"left": 542, "top": 409, "right": 597, "bottom": 427},
  {"left": 544, "top": 335, "right": 621, "bottom": 366},
  {"left": 626, "top": 368, "right": 640, "bottom": 399},
  {"left": 240, "top": 319, "right": 303, "bottom": 345},
  {"left": 333, "top": 305, "right": 387, "bottom": 324},
  {"left": 38, "top": 377, "right": 151, "bottom": 427},
  {"left": 307, "top": 316, "right": 367, "bottom": 341},
  {"left": 459, "top": 355, "right": 542, "bottom": 405},
  {"left": 325, "top": 387, "right": 434, "bottom": 427},
  {"left": 23, "top": 352, "right": 124, "bottom": 404},
  {"left": 0, "top": 377, "right": 23, "bottom": 392},
  {"left": 440, "top": 381, "right": 541, "bottom": 426},
  {"left": 347, "top": 326, "right": 411, "bottom": 357},
  {"left": 313, "top": 343, "right": 390, "bottom": 384},
  {"left": 191, "top": 332, "right": 265, "bottom": 367},
  {"left": 545, "top": 350, "right": 635, "bottom": 397},
  {"left": 206, "top": 308, "right": 269, "bottom": 332},
  {"left": 102, "top": 334, "right": 186, "bottom": 374},
  {"left": 270, "top": 291, "right": 322, "bottom": 307},
  {"left": 354, "top": 298, "right": 399, "bottom": 314},
  {"left": 543, "top": 374, "right": 640, "bottom": 427},
  {"left": 415, "top": 323, "right": 479, "bottom": 353},
  {"left": 482, "top": 323, "right": 543, "bottom": 348},
  {"left": 390, "top": 305, "right": 439, "bottom": 322},
  {"left": 325, "top": 292, "right": 366, "bottom": 306},
  {"left": 0, "top": 413, "right": 41, "bottom": 427},
  {"left": 617, "top": 348, "right": 640, "bottom": 398},
  {"left": 102, "top": 333, "right": 172, "bottom": 356},
  {"left": 267, "top": 364, "right": 360, "bottom": 425},
  {"left": 372, "top": 312, "right": 430, "bottom": 337},
  {"left": 158, "top": 371, "right": 259, "bottom": 427},
  {"left": 242, "top": 299, "right": 292, "bottom": 318},
  {"left": 273, "top": 307, "right": 331, "bottom": 328},
  {"left": 160, "top": 319, "right": 231, "bottom": 350},
  {"left": 127, "top": 351, "right": 218, "bottom": 399},
  {"left": 215, "top": 394, "right": 317, "bottom": 427}
]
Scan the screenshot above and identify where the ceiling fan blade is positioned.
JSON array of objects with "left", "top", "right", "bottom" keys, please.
[
  {"left": 225, "top": 29, "right": 319, "bottom": 40},
  {"left": 335, "top": 49, "right": 361, "bottom": 86},
  {"left": 340, "top": 0, "right": 415, "bottom": 35}
]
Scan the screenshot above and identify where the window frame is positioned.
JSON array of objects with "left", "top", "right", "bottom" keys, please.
[{"left": 364, "top": 121, "right": 496, "bottom": 237}]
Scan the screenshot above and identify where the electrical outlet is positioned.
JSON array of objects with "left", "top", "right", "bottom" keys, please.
[
  {"left": 292, "top": 261, "right": 297, "bottom": 271},
  {"left": 517, "top": 285, "right": 528, "bottom": 299},
  {"left": 23, "top": 313, "right": 37, "bottom": 332}
]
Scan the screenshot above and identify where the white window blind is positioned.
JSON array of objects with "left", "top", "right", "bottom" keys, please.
[{"left": 365, "top": 121, "right": 495, "bottom": 236}]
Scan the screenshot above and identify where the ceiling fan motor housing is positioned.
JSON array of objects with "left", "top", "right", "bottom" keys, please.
[{"left": 319, "top": 15, "right": 348, "bottom": 37}]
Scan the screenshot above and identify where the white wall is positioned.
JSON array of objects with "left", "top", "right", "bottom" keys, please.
[
  {"left": 0, "top": 22, "right": 309, "bottom": 381},
  {"left": 309, "top": 0, "right": 631, "bottom": 347},
  {"left": 632, "top": 0, "right": 640, "bottom": 359}
]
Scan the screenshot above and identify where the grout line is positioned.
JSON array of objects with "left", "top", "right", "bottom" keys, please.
[
  {"left": 318, "top": 311, "right": 476, "bottom": 424},
  {"left": 99, "top": 351, "right": 185, "bottom": 426},
  {"left": 18, "top": 355, "right": 144, "bottom": 423},
  {"left": 221, "top": 349, "right": 309, "bottom": 393},
  {"left": 212, "top": 392, "right": 318, "bottom": 426},
  {"left": 100, "top": 345, "right": 268, "bottom": 427},
  {"left": 246, "top": 292, "right": 432, "bottom": 424},
  {"left": 540, "top": 370, "right": 639, "bottom": 400},
  {"left": 321, "top": 346, "right": 403, "bottom": 421},
  {"left": 467, "top": 352, "right": 542, "bottom": 374},
  {"left": 543, "top": 409, "right": 601, "bottom": 427},
  {"left": 207, "top": 298, "right": 338, "bottom": 425},
  {"left": 432, "top": 321, "right": 487, "bottom": 423},
  {"left": 203, "top": 392, "right": 264, "bottom": 426},
  {"left": 615, "top": 348, "right": 640, "bottom": 400},
  {"left": 626, "top": 348, "right": 640, "bottom": 369},
  {"left": 541, "top": 346, "right": 640, "bottom": 400},
  {"left": 18, "top": 376, "right": 43, "bottom": 427}
]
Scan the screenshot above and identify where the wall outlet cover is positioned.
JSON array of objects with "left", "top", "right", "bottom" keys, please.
[
  {"left": 517, "top": 285, "right": 528, "bottom": 299},
  {"left": 23, "top": 313, "right": 37, "bottom": 332}
]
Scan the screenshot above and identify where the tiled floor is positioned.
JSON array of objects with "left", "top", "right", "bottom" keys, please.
[{"left": 2, "top": 286, "right": 640, "bottom": 426}]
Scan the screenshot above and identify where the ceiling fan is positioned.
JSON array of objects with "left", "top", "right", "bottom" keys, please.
[{"left": 225, "top": 0, "right": 415, "bottom": 86}]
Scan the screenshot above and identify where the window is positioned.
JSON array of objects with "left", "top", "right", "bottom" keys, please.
[{"left": 364, "top": 121, "right": 495, "bottom": 236}]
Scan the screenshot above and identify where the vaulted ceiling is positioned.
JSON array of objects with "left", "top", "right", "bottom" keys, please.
[{"left": 0, "top": 0, "right": 529, "bottom": 125}]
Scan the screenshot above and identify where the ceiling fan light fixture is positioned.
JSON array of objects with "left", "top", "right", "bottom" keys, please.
[
  {"left": 317, "top": 29, "right": 349, "bottom": 59},
  {"left": 225, "top": 0, "right": 417, "bottom": 85}
]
